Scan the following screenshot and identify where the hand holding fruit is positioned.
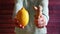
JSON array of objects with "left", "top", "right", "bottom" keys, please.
[
  {"left": 14, "top": 7, "right": 29, "bottom": 29},
  {"left": 33, "top": 5, "right": 46, "bottom": 28}
]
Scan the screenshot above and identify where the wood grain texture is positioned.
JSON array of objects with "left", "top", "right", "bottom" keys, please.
[{"left": 0, "top": 0, "right": 15, "bottom": 34}]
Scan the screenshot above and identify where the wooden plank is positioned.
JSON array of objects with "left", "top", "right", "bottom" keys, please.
[
  {"left": 0, "top": 15, "right": 12, "bottom": 19},
  {"left": 0, "top": 0, "right": 15, "bottom": 4},
  {"left": 0, "top": 4, "right": 14, "bottom": 10}
]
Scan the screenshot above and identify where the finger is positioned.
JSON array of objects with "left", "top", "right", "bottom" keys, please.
[
  {"left": 39, "top": 5, "right": 43, "bottom": 15},
  {"left": 39, "top": 5, "right": 43, "bottom": 11},
  {"left": 39, "top": 15, "right": 44, "bottom": 19},
  {"left": 33, "top": 6, "right": 38, "bottom": 11},
  {"left": 15, "top": 20, "right": 20, "bottom": 27},
  {"left": 40, "top": 19, "right": 46, "bottom": 26},
  {"left": 15, "top": 22, "right": 24, "bottom": 29},
  {"left": 37, "top": 22, "right": 44, "bottom": 28},
  {"left": 38, "top": 16, "right": 45, "bottom": 24},
  {"left": 34, "top": 18, "right": 39, "bottom": 26},
  {"left": 38, "top": 21, "right": 45, "bottom": 28},
  {"left": 34, "top": 18, "right": 45, "bottom": 28},
  {"left": 19, "top": 24, "right": 24, "bottom": 29},
  {"left": 13, "top": 17, "right": 22, "bottom": 28},
  {"left": 38, "top": 13, "right": 44, "bottom": 19}
]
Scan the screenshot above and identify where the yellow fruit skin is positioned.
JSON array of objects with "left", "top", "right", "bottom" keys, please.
[{"left": 16, "top": 7, "right": 29, "bottom": 27}]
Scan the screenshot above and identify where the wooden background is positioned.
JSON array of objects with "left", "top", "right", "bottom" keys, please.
[
  {"left": 0, "top": 0, "right": 15, "bottom": 34},
  {"left": 0, "top": 0, "right": 60, "bottom": 34}
]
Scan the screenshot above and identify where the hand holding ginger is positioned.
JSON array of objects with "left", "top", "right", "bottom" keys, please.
[{"left": 33, "top": 5, "right": 46, "bottom": 28}]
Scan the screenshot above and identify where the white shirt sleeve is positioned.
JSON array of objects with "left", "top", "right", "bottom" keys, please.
[
  {"left": 41, "top": 0, "right": 49, "bottom": 25},
  {"left": 15, "top": 0, "right": 23, "bottom": 13}
]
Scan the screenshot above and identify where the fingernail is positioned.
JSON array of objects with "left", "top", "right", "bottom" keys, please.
[
  {"left": 22, "top": 26, "right": 24, "bottom": 29},
  {"left": 19, "top": 24, "right": 24, "bottom": 29},
  {"left": 34, "top": 6, "right": 38, "bottom": 10},
  {"left": 20, "top": 24, "right": 22, "bottom": 27}
]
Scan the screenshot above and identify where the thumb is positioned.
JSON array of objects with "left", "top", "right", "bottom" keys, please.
[{"left": 33, "top": 6, "right": 38, "bottom": 11}]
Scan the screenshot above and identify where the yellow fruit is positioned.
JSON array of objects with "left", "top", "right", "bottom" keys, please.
[{"left": 16, "top": 7, "right": 29, "bottom": 27}]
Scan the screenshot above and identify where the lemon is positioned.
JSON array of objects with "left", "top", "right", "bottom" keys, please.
[{"left": 16, "top": 7, "right": 29, "bottom": 27}]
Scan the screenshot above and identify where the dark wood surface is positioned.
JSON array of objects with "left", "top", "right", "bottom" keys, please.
[{"left": 0, "top": 0, "right": 15, "bottom": 34}]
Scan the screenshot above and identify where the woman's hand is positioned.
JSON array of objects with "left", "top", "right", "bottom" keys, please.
[
  {"left": 34, "top": 15, "right": 46, "bottom": 28},
  {"left": 33, "top": 5, "right": 46, "bottom": 28},
  {"left": 13, "top": 17, "right": 24, "bottom": 29}
]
